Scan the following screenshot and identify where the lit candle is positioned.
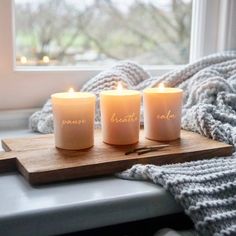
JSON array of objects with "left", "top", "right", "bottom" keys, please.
[
  {"left": 51, "top": 88, "right": 96, "bottom": 150},
  {"left": 143, "top": 83, "right": 183, "bottom": 141},
  {"left": 42, "top": 56, "right": 50, "bottom": 64},
  {"left": 100, "top": 82, "right": 141, "bottom": 145},
  {"left": 20, "top": 56, "right": 27, "bottom": 64}
]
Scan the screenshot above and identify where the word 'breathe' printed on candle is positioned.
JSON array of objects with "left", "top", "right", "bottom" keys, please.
[
  {"left": 110, "top": 113, "right": 138, "bottom": 123},
  {"left": 156, "top": 110, "right": 176, "bottom": 120},
  {"left": 62, "top": 119, "right": 86, "bottom": 126}
]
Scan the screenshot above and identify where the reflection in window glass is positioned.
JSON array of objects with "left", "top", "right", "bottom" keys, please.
[{"left": 15, "top": 0, "right": 192, "bottom": 66}]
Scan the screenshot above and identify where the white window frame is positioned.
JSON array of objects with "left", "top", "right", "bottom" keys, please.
[{"left": 0, "top": 0, "right": 235, "bottom": 111}]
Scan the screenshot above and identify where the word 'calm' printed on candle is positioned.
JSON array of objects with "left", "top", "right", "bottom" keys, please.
[
  {"left": 156, "top": 110, "right": 176, "bottom": 120},
  {"left": 143, "top": 85, "right": 183, "bottom": 141},
  {"left": 110, "top": 113, "right": 138, "bottom": 123},
  {"left": 62, "top": 119, "right": 86, "bottom": 126}
]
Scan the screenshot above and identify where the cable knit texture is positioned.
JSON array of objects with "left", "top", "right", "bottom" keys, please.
[{"left": 29, "top": 52, "right": 236, "bottom": 236}]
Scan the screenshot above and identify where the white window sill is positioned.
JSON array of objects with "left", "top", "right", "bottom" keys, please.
[
  {"left": 0, "top": 128, "right": 181, "bottom": 235},
  {"left": 0, "top": 109, "right": 38, "bottom": 131}
]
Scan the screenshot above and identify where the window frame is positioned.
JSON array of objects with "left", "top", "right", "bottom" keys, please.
[{"left": 0, "top": 0, "right": 235, "bottom": 111}]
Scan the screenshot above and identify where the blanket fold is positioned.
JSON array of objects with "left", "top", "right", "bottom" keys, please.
[{"left": 118, "top": 155, "right": 236, "bottom": 236}]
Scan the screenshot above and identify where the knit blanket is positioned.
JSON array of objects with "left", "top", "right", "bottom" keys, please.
[{"left": 29, "top": 52, "right": 236, "bottom": 236}]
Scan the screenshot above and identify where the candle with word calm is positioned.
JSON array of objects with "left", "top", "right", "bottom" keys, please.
[
  {"left": 51, "top": 88, "right": 95, "bottom": 150},
  {"left": 143, "top": 83, "right": 183, "bottom": 141},
  {"left": 100, "top": 82, "right": 141, "bottom": 145}
]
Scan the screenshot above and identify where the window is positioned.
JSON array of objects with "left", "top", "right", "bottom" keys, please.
[
  {"left": 0, "top": 0, "right": 235, "bottom": 111},
  {"left": 15, "top": 0, "right": 192, "bottom": 67}
]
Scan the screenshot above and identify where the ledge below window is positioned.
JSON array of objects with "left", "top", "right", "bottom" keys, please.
[{"left": 0, "top": 128, "right": 182, "bottom": 235}]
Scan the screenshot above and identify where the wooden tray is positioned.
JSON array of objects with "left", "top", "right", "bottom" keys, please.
[{"left": 0, "top": 130, "right": 233, "bottom": 185}]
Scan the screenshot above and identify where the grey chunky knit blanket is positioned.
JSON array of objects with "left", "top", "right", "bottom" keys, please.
[{"left": 29, "top": 52, "right": 236, "bottom": 236}]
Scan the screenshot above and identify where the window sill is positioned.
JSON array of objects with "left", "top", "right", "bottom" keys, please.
[
  {"left": 0, "top": 128, "right": 181, "bottom": 235},
  {"left": 0, "top": 108, "right": 38, "bottom": 131}
]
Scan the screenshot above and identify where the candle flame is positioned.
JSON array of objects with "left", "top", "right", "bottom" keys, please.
[
  {"left": 158, "top": 83, "right": 165, "bottom": 91},
  {"left": 20, "top": 56, "right": 27, "bottom": 64},
  {"left": 116, "top": 81, "right": 123, "bottom": 92},
  {"left": 43, "top": 56, "right": 50, "bottom": 64},
  {"left": 68, "top": 87, "right": 75, "bottom": 93}
]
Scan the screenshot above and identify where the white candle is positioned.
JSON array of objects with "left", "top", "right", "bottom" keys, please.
[
  {"left": 51, "top": 88, "right": 95, "bottom": 150},
  {"left": 100, "top": 82, "right": 141, "bottom": 145},
  {"left": 143, "top": 83, "right": 183, "bottom": 141}
]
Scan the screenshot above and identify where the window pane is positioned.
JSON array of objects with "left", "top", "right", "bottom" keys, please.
[{"left": 15, "top": 0, "right": 192, "bottom": 66}]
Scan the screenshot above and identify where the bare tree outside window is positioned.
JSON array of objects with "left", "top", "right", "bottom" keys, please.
[{"left": 15, "top": 0, "right": 192, "bottom": 66}]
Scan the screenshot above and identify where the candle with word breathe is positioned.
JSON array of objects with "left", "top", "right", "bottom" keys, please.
[
  {"left": 51, "top": 88, "right": 95, "bottom": 150},
  {"left": 143, "top": 83, "right": 183, "bottom": 141},
  {"left": 100, "top": 82, "right": 141, "bottom": 145}
]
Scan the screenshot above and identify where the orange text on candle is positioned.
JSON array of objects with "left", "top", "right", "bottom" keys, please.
[
  {"left": 156, "top": 110, "right": 176, "bottom": 120},
  {"left": 62, "top": 119, "right": 86, "bottom": 126},
  {"left": 110, "top": 113, "right": 138, "bottom": 123}
]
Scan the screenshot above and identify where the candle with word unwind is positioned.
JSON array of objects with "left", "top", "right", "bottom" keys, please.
[
  {"left": 51, "top": 88, "right": 95, "bottom": 150},
  {"left": 143, "top": 83, "right": 183, "bottom": 141},
  {"left": 100, "top": 82, "right": 141, "bottom": 145}
]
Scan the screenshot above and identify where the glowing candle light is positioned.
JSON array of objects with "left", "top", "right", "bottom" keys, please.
[
  {"left": 158, "top": 82, "right": 165, "bottom": 91},
  {"left": 20, "top": 56, "right": 27, "bottom": 64},
  {"left": 43, "top": 56, "right": 50, "bottom": 64},
  {"left": 68, "top": 87, "right": 74, "bottom": 93},
  {"left": 51, "top": 88, "right": 95, "bottom": 150},
  {"left": 100, "top": 82, "right": 141, "bottom": 145},
  {"left": 143, "top": 83, "right": 183, "bottom": 141},
  {"left": 117, "top": 81, "right": 123, "bottom": 92}
]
